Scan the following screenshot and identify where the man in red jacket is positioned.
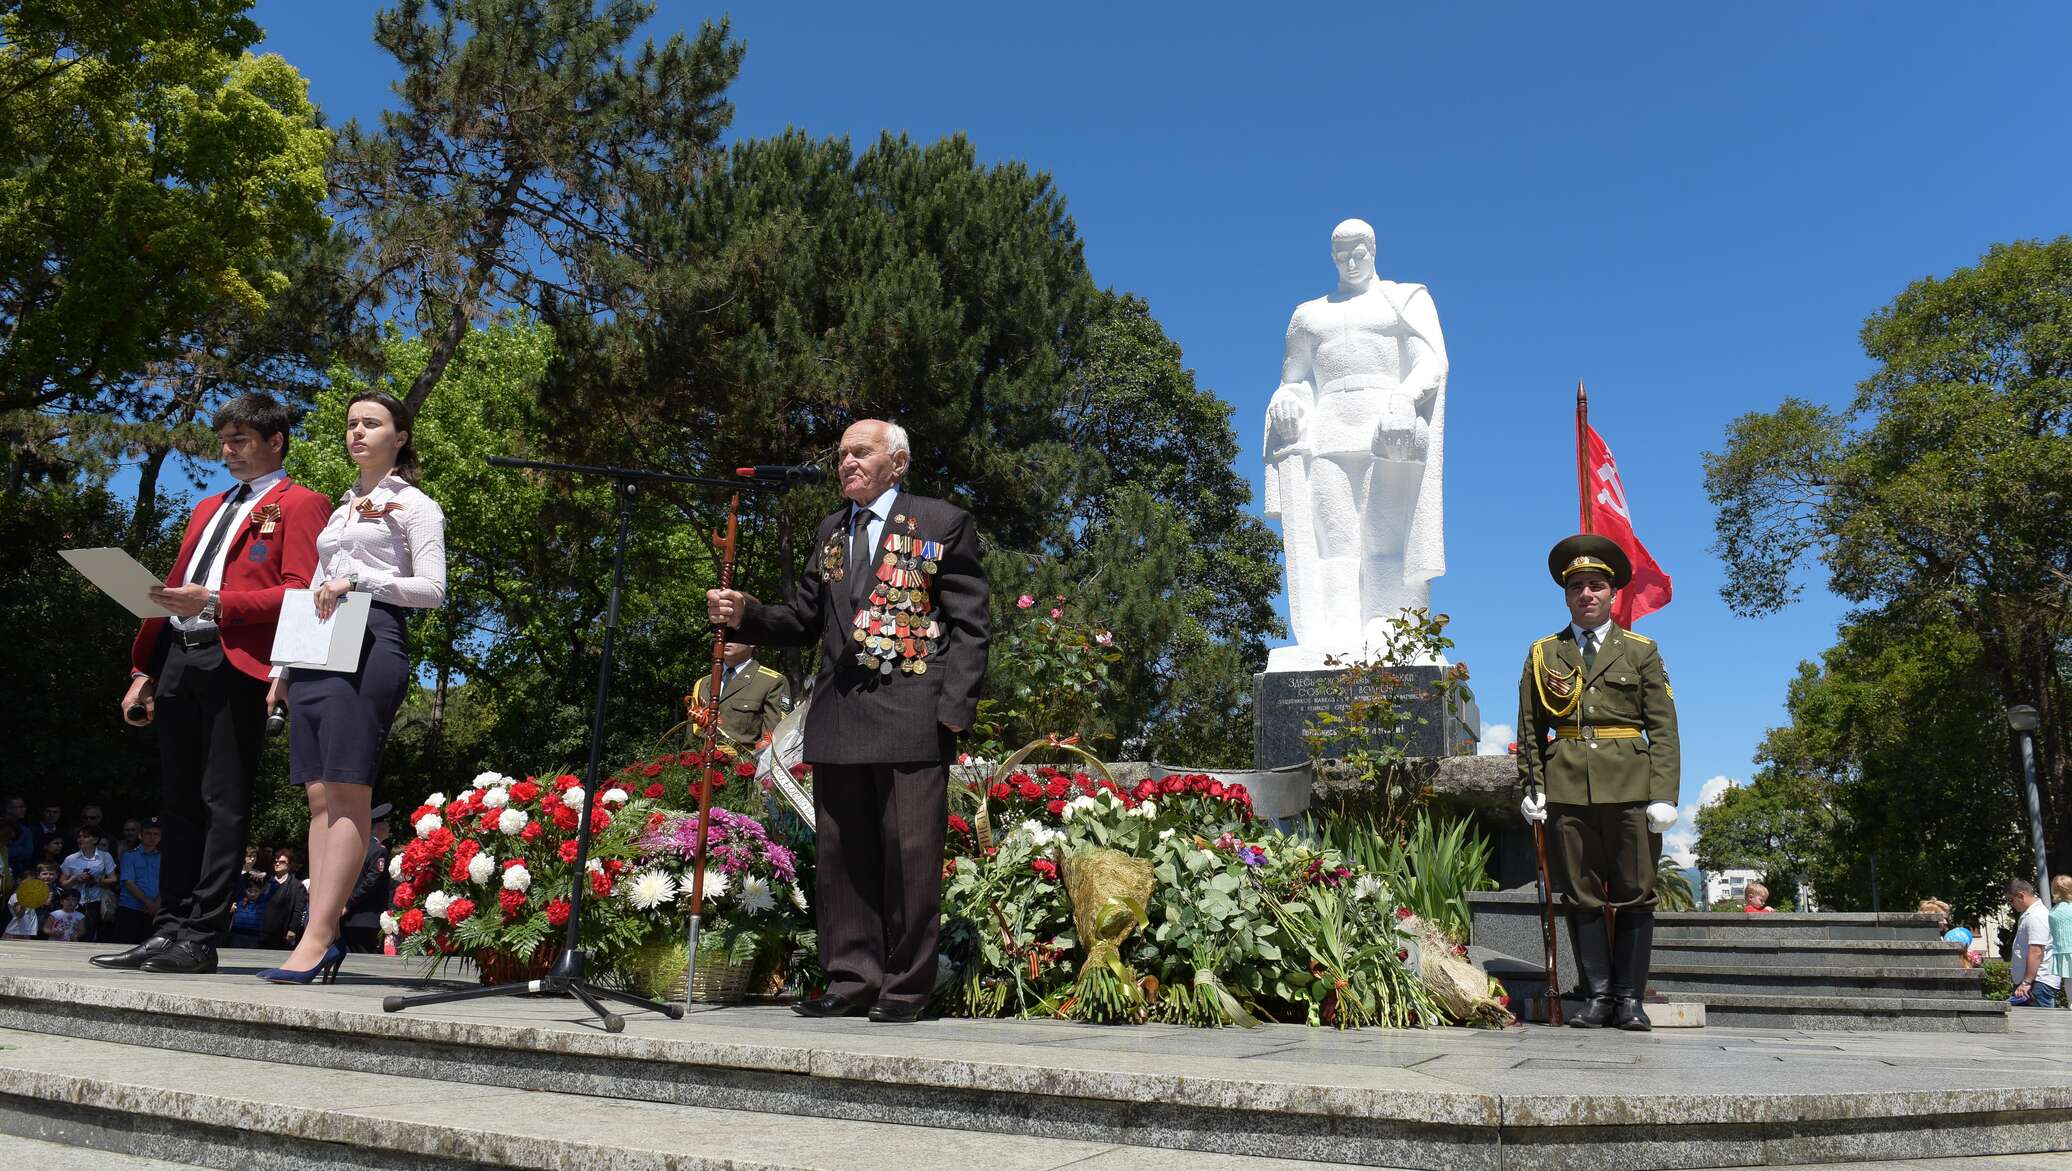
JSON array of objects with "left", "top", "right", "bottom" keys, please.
[{"left": 92, "top": 394, "right": 331, "bottom": 975}]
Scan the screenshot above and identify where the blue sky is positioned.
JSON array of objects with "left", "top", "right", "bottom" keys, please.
[{"left": 241, "top": 2, "right": 2072, "bottom": 859}]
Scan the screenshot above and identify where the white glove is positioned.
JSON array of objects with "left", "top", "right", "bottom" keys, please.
[
  {"left": 1520, "top": 791, "right": 1548, "bottom": 823},
  {"left": 1646, "top": 801, "right": 1677, "bottom": 833}
]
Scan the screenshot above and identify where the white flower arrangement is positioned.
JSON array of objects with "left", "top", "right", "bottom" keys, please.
[
  {"left": 423, "top": 792, "right": 448, "bottom": 809},
  {"left": 497, "top": 808, "right": 529, "bottom": 836},
  {"left": 470, "top": 771, "right": 507, "bottom": 789},
  {"left": 388, "top": 853, "right": 406, "bottom": 881},
  {"left": 738, "top": 875, "right": 776, "bottom": 915},
  {"left": 788, "top": 881, "right": 809, "bottom": 912},
  {"left": 502, "top": 863, "right": 531, "bottom": 893},
  {"left": 601, "top": 788, "right": 629, "bottom": 806},
  {"left": 414, "top": 813, "right": 441, "bottom": 838},
  {"left": 467, "top": 852, "right": 496, "bottom": 885},
  {"left": 379, "top": 911, "right": 399, "bottom": 936},
  {"left": 699, "top": 867, "right": 730, "bottom": 900},
  {"left": 1351, "top": 874, "right": 1388, "bottom": 903},
  {"left": 626, "top": 869, "right": 677, "bottom": 910},
  {"left": 1060, "top": 794, "right": 1101, "bottom": 821},
  {"left": 1014, "top": 819, "right": 1064, "bottom": 848},
  {"left": 561, "top": 787, "right": 586, "bottom": 809},
  {"left": 1157, "top": 827, "right": 1176, "bottom": 841},
  {"left": 480, "top": 787, "right": 510, "bottom": 810},
  {"left": 424, "top": 890, "right": 453, "bottom": 920}
]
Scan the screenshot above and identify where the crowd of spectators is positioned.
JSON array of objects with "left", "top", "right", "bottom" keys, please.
[{"left": 0, "top": 797, "right": 395, "bottom": 952}]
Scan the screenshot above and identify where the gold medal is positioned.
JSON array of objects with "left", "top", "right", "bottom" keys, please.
[{"left": 912, "top": 659, "right": 927, "bottom": 675}]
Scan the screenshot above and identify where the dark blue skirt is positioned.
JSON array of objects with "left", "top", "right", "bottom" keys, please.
[{"left": 287, "top": 601, "right": 407, "bottom": 786}]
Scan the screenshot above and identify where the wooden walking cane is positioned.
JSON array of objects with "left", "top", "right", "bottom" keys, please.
[
  {"left": 1531, "top": 818, "right": 1564, "bottom": 1025},
  {"left": 683, "top": 492, "right": 742, "bottom": 1013}
]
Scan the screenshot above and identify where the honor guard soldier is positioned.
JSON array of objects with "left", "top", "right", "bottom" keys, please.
[
  {"left": 690, "top": 641, "right": 791, "bottom": 747},
  {"left": 1517, "top": 534, "right": 1681, "bottom": 1030}
]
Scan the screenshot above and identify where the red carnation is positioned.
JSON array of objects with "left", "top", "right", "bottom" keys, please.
[
  {"left": 398, "top": 909, "right": 426, "bottom": 936},
  {"left": 498, "top": 888, "right": 527, "bottom": 918},
  {"left": 546, "top": 898, "right": 571, "bottom": 927},
  {"left": 644, "top": 783, "right": 665, "bottom": 799},
  {"left": 554, "top": 773, "right": 582, "bottom": 792},
  {"left": 478, "top": 811, "right": 500, "bottom": 833},
  {"left": 448, "top": 855, "right": 472, "bottom": 883},
  {"left": 410, "top": 804, "right": 438, "bottom": 823},
  {"left": 590, "top": 808, "right": 612, "bottom": 832},
  {"left": 604, "top": 858, "right": 626, "bottom": 876},
  {"left": 446, "top": 897, "right": 477, "bottom": 923},
  {"left": 1030, "top": 858, "right": 1058, "bottom": 879},
  {"left": 424, "top": 827, "right": 455, "bottom": 857},
  {"left": 645, "top": 811, "right": 668, "bottom": 832},
  {"left": 590, "top": 870, "right": 614, "bottom": 898},
  {"left": 1395, "top": 906, "right": 1414, "bottom": 920},
  {"left": 509, "top": 780, "right": 541, "bottom": 804},
  {"left": 552, "top": 805, "right": 579, "bottom": 831},
  {"left": 444, "top": 799, "right": 470, "bottom": 821},
  {"left": 392, "top": 883, "right": 417, "bottom": 908},
  {"left": 559, "top": 840, "right": 580, "bottom": 864},
  {"left": 520, "top": 822, "right": 542, "bottom": 842}
]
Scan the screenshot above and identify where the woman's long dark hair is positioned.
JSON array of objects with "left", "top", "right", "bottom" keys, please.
[{"left": 347, "top": 390, "right": 420, "bottom": 484}]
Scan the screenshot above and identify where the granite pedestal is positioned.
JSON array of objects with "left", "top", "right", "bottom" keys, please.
[{"left": 1253, "top": 666, "right": 1479, "bottom": 770}]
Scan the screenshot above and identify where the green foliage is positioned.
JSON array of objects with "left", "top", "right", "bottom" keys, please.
[
  {"left": 968, "top": 595, "right": 1122, "bottom": 758},
  {"left": 1705, "top": 238, "right": 2072, "bottom": 875},
  {"left": 1693, "top": 772, "right": 1834, "bottom": 905},
  {"left": 1313, "top": 810, "right": 1495, "bottom": 943},
  {"left": 331, "top": 0, "right": 744, "bottom": 414},
  {"left": 1304, "top": 610, "right": 1473, "bottom": 837},
  {"left": 1981, "top": 958, "right": 2012, "bottom": 1001},
  {"left": 1, "top": 1, "right": 331, "bottom": 437},
  {"left": 1655, "top": 860, "right": 1697, "bottom": 912}
]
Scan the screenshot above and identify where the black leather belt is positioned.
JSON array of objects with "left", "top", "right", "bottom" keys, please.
[{"left": 170, "top": 627, "right": 221, "bottom": 650}]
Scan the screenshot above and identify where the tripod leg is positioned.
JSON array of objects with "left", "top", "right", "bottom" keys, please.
[
  {"left": 591, "top": 982, "right": 685, "bottom": 1020},
  {"left": 382, "top": 979, "right": 549, "bottom": 1014},
  {"left": 569, "top": 981, "right": 626, "bottom": 1033}
]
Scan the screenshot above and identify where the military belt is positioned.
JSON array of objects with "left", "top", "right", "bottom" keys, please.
[{"left": 1554, "top": 725, "right": 1642, "bottom": 741}]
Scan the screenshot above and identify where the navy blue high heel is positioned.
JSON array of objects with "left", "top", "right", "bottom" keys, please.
[{"left": 263, "top": 940, "right": 346, "bottom": 985}]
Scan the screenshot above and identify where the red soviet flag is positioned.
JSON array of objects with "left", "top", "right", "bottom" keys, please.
[{"left": 1583, "top": 425, "right": 1672, "bottom": 626}]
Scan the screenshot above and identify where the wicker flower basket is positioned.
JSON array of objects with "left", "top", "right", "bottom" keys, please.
[
  {"left": 621, "top": 939, "right": 759, "bottom": 1004},
  {"left": 475, "top": 946, "right": 559, "bottom": 986}
]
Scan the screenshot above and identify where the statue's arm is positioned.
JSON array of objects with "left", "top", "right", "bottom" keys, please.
[
  {"left": 1266, "top": 310, "right": 1316, "bottom": 458},
  {"left": 1397, "top": 285, "right": 1450, "bottom": 405}
]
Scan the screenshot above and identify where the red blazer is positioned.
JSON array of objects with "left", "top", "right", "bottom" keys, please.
[{"left": 131, "top": 476, "right": 334, "bottom": 684}]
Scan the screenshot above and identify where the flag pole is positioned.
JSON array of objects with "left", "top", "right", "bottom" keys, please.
[{"left": 1575, "top": 380, "right": 1593, "bottom": 534}]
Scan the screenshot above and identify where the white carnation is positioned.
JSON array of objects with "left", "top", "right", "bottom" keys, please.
[
  {"left": 388, "top": 854, "right": 406, "bottom": 881},
  {"left": 424, "top": 890, "right": 453, "bottom": 920},
  {"left": 625, "top": 869, "right": 677, "bottom": 910},
  {"left": 467, "top": 852, "right": 496, "bottom": 885},
  {"left": 561, "top": 787, "right": 586, "bottom": 809},
  {"left": 497, "top": 808, "right": 528, "bottom": 836},
  {"left": 379, "top": 911, "right": 399, "bottom": 935},
  {"left": 738, "top": 875, "right": 776, "bottom": 915},
  {"left": 1131, "top": 799, "right": 1158, "bottom": 819},
  {"left": 424, "top": 792, "right": 447, "bottom": 809},
  {"left": 413, "top": 813, "right": 441, "bottom": 838},
  {"left": 502, "top": 864, "right": 532, "bottom": 893},
  {"left": 1061, "top": 794, "right": 1100, "bottom": 821},
  {"left": 471, "top": 771, "right": 506, "bottom": 788},
  {"left": 480, "top": 787, "right": 509, "bottom": 809},
  {"left": 601, "top": 787, "right": 629, "bottom": 806}
]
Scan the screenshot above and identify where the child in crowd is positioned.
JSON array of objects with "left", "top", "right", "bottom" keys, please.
[
  {"left": 1743, "top": 882, "right": 1775, "bottom": 913},
  {"left": 42, "top": 889, "right": 85, "bottom": 941}
]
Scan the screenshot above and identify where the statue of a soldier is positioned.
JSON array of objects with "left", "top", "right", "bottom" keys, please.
[
  {"left": 1264, "top": 218, "right": 1449, "bottom": 670},
  {"left": 1518, "top": 535, "right": 1682, "bottom": 1030}
]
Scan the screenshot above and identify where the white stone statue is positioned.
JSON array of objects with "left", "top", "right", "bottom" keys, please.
[{"left": 1263, "top": 218, "right": 1449, "bottom": 671}]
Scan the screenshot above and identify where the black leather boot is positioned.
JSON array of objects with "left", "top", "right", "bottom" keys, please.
[
  {"left": 1567, "top": 912, "right": 1615, "bottom": 1028},
  {"left": 1612, "top": 910, "right": 1655, "bottom": 1031}
]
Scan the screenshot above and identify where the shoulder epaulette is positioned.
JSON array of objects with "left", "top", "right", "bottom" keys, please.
[
  {"left": 1532, "top": 634, "right": 1564, "bottom": 648},
  {"left": 756, "top": 665, "right": 781, "bottom": 678},
  {"left": 1624, "top": 632, "right": 1654, "bottom": 645}
]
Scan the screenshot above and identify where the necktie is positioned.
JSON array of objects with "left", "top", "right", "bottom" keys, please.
[
  {"left": 188, "top": 483, "right": 252, "bottom": 598},
  {"left": 848, "top": 506, "right": 874, "bottom": 609},
  {"left": 1580, "top": 629, "right": 1598, "bottom": 671}
]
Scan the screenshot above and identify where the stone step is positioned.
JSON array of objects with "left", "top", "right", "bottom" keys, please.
[
  {"left": 1647, "top": 961, "right": 1985, "bottom": 1001},
  {"left": 0, "top": 1029, "right": 1347, "bottom": 1171},
  {"left": 0, "top": 1133, "right": 204, "bottom": 1169},
  {"left": 1651, "top": 938, "right": 1966, "bottom": 967},
  {"left": 1660, "top": 991, "right": 2014, "bottom": 1033},
  {"left": 1653, "top": 911, "right": 1947, "bottom": 943}
]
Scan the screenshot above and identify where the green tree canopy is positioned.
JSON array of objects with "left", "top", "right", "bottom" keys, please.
[{"left": 1705, "top": 238, "right": 2072, "bottom": 870}]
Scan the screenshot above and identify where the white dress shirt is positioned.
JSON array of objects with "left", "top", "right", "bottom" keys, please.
[
  {"left": 316, "top": 474, "right": 448, "bottom": 609},
  {"left": 1569, "top": 618, "right": 1614, "bottom": 652},
  {"left": 173, "top": 468, "right": 287, "bottom": 633},
  {"left": 848, "top": 484, "right": 900, "bottom": 563}
]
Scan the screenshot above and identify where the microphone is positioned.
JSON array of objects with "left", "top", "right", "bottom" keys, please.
[
  {"left": 266, "top": 704, "right": 287, "bottom": 737},
  {"left": 736, "top": 464, "right": 826, "bottom": 484}
]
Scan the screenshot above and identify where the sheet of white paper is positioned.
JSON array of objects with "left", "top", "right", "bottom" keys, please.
[
  {"left": 61, "top": 547, "right": 171, "bottom": 619},
  {"left": 270, "top": 590, "right": 372, "bottom": 672}
]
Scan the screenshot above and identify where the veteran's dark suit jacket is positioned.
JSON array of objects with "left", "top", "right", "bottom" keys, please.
[{"left": 735, "top": 490, "right": 989, "bottom": 765}]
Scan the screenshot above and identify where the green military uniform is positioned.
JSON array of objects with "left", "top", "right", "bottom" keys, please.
[
  {"left": 1517, "top": 533, "right": 1681, "bottom": 1030},
  {"left": 692, "top": 660, "right": 791, "bottom": 747}
]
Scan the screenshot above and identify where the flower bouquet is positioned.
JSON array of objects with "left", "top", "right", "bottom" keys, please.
[
  {"left": 609, "top": 806, "right": 812, "bottom": 1002},
  {"left": 382, "top": 770, "right": 654, "bottom": 981}
]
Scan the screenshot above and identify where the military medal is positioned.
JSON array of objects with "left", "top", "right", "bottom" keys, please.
[
  {"left": 822, "top": 535, "right": 846, "bottom": 582},
  {"left": 251, "top": 502, "right": 283, "bottom": 536}
]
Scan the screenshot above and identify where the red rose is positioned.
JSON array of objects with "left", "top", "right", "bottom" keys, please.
[
  {"left": 559, "top": 840, "right": 580, "bottom": 864},
  {"left": 392, "top": 883, "right": 416, "bottom": 908},
  {"left": 1398, "top": 948, "right": 1409, "bottom": 962},
  {"left": 546, "top": 898, "right": 571, "bottom": 926},
  {"left": 1044, "top": 776, "right": 1069, "bottom": 799},
  {"left": 644, "top": 783, "right": 665, "bottom": 799},
  {"left": 1017, "top": 780, "right": 1043, "bottom": 801},
  {"left": 734, "top": 759, "right": 756, "bottom": 778},
  {"left": 397, "top": 909, "right": 425, "bottom": 936},
  {"left": 520, "top": 822, "right": 542, "bottom": 842},
  {"left": 1030, "top": 858, "right": 1058, "bottom": 879},
  {"left": 942, "top": 860, "right": 956, "bottom": 879},
  {"left": 642, "top": 763, "right": 664, "bottom": 778},
  {"left": 1395, "top": 906, "right": 1414, "bottom": 920},
  {"left": 446, "top": 897, "right": 477, "bottom": 923},
  {"left": 989, "top": 782, "right": 1010, "bottom": 800},
  {"left": 947, "top": 814, "right": 971, "bottom": 834},
  {"left": 677, "top": 751, "right": 700, "bottom": 766},
  {"left": 510, "top": 780, "right": 541, "bottom": 804},
  {"left": 499, "top": 888, "right": 528, "bottom": 918},
  {"left": 1046, "top": 800, "right": 1065, "bottom": 816}
]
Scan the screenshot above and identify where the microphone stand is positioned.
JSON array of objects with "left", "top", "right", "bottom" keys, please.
[{"left": 382, "top": 456, "right": 799, "bottom": 1032}]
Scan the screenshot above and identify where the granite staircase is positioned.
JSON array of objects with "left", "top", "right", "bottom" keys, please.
[{"left": 1468, "top": 891, "right": 2007, "bottom": 1032}]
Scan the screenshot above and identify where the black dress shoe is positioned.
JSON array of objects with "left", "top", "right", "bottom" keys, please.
[
  {"left": 90, "top": 935, "right": 174, "bottom": 970},
  {"left": 868, "top": 1001, "right": 927, "bottom": 1024},
  {"left": 139, "top": 940, "right": 218, "bottom": 975},
  {"left": 1613, "top": 998, "right": 1652, "bottom": 1032},
  {"left": 791, "top": 993, "right": 871, "bottom": 1019},
  {"left": 1568, "top": 995, "right": 1616, "bottom": 1029}
]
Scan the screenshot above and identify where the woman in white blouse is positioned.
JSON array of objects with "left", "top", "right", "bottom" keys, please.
[{"left": 261, "top": 390, "right": 445, "bottom": 983}]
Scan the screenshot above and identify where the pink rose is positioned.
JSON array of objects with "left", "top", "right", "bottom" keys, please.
[
  {"left": 1049, "top": 608, "right": 1062, "bottom": 619},
  {"left": 1016, "top": 595, "right": 1035, "bottom": 609}
]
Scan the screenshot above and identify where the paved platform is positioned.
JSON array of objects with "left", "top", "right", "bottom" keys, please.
[{"left": 0, "top": 942, "right": 2068, "bottom": 1169}]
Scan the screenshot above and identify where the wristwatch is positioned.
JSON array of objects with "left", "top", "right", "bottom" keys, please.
[{"left": 199, "top": 589, "right": 221, "bottom": 623}]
